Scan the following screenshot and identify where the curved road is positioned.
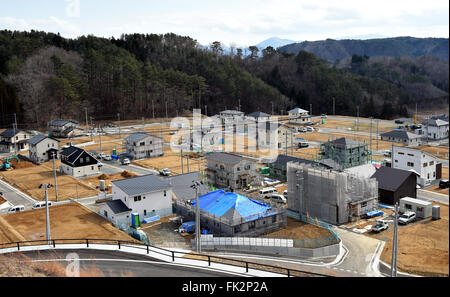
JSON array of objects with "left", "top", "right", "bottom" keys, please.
[{"left": 5, "top": 249, "right": 240, "bottom": 277}]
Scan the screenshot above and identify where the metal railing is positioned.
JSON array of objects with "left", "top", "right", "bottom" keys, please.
[{"left": 0, "top": 238, "right": 330, "bottom": 277}]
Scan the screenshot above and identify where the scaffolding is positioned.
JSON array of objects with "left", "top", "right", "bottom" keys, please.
[{"left": 287, "top": 161, "right": 378, "bottom": 225}]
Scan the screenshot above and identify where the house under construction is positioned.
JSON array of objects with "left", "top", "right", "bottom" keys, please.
[{"left": 287, "top": 161, "right": 379, "bottom": 225}]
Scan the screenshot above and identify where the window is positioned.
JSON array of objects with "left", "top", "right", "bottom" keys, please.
[
  {"left": 91, "top": 166, "right": 94, "bottom": 170},
  {"left": 398, "top": 152, "right": 404, "bottom": 155},
  {"left": 429, "top": 161, "right": 434, "bottom": 166},
  {"left": 134, "top": 196, "right": 142, "bottom": 202},
  {"left": 405, "top": 204, "right": 412, "bottom": 210},
  {"left": 408, "top": 154, "right": 414, "bottom": 157},
  {"left": 361, "top": 202, "right": 368, "bottom": 208},
  {"left": 86, "top": 157, "right": 90, "bottom": 162},
  {"left": 272, "top": 216, "right": 277, "bottom": 223},
  {"left": 144, "top": 210, "right": 147, "bottom": 216},
  {"left": 433, "top": 172, "right": 436, "bottom": 178},
  {"left": 164, "top": 191, "right": 167, "bottom": 197},
  {"left": 417, "top": 207, "right": 424, "bottom": 212},
  {"left": 104, "top": 210, "right": 108, "bottom": 217},
  {"left": 407, "top": 162, "right": 414, "bottom": 167},
  {"left": 423, "top": 163, "right": 428, "bottom": 167},
  {"left": 80, "top": 158, "right": 84, "bottom": 164}
]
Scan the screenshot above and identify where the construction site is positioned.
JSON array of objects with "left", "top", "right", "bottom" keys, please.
[{"left": 287, "top": 161, "right": 379, "bottom": 225}]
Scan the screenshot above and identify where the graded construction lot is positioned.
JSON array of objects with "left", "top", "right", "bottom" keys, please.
[
  {"left": 368, "top": 203, "right": 449, "bottom": 277},
  {"left": 425, "top": 166, "right": 449, "bottom": 195},
  {"left": 317, "top": 118, "right": 397, "bottom": 133},
  {"left": 262, "top": 217, "right": 332, "bottom": 243},
  {"left": 82, "top": 171, "right": 138, "bottom": 194},
  {"left": 0, "top": 203, "right": 134, "bottom": 244},
  {"left": 0, "top": 160, "right": 99, "bottom": 201},
  {"left": 417, "top": 145, "right": 449, "bottom": 160},
  {"left": 133, "top": 153, "right": 206, "bottom": 175}
]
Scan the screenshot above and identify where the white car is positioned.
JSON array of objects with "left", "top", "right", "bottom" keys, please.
[
  {"left": 103, "top": 155, "right": 112, "bottom": 161},
  {"left": 8, "top": 205, "right": 25, "bottom": 214},
  {"left": 98, "top": 162, "right": 103, "bottom": 168},
  {"left": 270, "top": 193, "right": 287, "bottom": 204},
  {"left": 398, "top": 211, "right": 416, "bottom": 225},
  {"left": 159, "top": 168, "right": 172, "bottom": 176},
  {"left": 306, "top": 126, "right": 315, "bottom": 132},
  {"left": 99, "top": 153, "right": 106, "bottom": 159},
  {"left": 121, "top": 158, "right": 131, "bottom": 165},
  {"left": 32, "top": 201, "right": 53, "bottom": 210}
]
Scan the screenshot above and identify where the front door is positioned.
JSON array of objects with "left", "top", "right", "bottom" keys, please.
[{"left": 436, "top": 163, "right": 442, "bottom": 179}]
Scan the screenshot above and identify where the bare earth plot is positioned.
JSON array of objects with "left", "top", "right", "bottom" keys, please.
[
  {"left": 0, "top": 203, "right": 134, "bottom": 244},
  {"left": 417, "top": 145, "right": 449, "bottom": 160},
  {"left": 82, "top": 171, "right": 138, "bottom": 194},
  {"left": 320, "top": 118, "right": 396, "bottom": 133},
  {"left": 0, "top": 160, "right": 99, "bottom": 201},
  {"left": 262, "top": 217, "right": 332, "bottom": 240},
  {"left": 426, "top": 166, "right": 449, "bottom": 195},
  {"left": 133, "top": 153, "right": 206, "bottom": 175},
  {"left": 368, "top": 203, "right": 449, "bottom": 277}
]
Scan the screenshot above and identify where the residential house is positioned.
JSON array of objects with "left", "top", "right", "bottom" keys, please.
[
  {"left": 165, "top": 172, "right": 210, "bottom": 202},
  {"left": 27, "top": 135, "right": 60, "bottom": 164},
  {"left": 416, "top": 119, "right": 449, "bottom": 140},
  {"left": 392, "top": 146, "right": 442, "bottom": 187},
  {"left": 205, "top": 152, "right": 259, "bottom": 191},
  {"left": 48, "top": 120, "right": 84, "bottom": 138},
  {"left": 124, "top": 133, "right": 164, "bottom": 160},
  {"left": 59, "top": 145, "right": 99, "bottom": 178},
  {"left": 267, "top": 154, "right": 332, "bottom": 181},
  {"left": 381, "top": 130, "right": 422, "bottom": 146},
  {"left": 247, "top": 111, "right": 271, "bottom": 123},
  {"left": 319, "top": 137, "right": 370, "bottom": 170},
  {"left": 100, "top": 174, "right": 173, "bottom": 225},
  {"left": 0, "top": 129, "right": 33, "bottom": 153},
  {"left": 219, "top": 110, "right": 245, "bottom": 126},
  {"left": 288, "top": 108, "right": 311, "bottom": 124},
  {"left": 371, "top": 166, "right": 418, "bottom": 205},
  {"left": 277, "top": 124, "right": 296, "bottom": 150}
]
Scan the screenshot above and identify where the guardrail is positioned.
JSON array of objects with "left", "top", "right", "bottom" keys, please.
[{"left": 0, "top": 238, "right": 330, "bottom": 277}]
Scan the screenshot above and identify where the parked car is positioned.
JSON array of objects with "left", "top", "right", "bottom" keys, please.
[
  {"left": 306, "top": 126, "right": 315, "bottom": 132},
  {"left": 298, "top": 140, "right": 309, "bottom": 148},
  {"left": 259, "top": 187, "right": 277, "bottom": 198},
  {"left": 271, "top": 193, "right": 287, "bottom": 204},
  {"left": 32, "top": 201, "right": 53, "bottom": 210},
  {"left": 398, "top": 211, "right": 416, "bottom": 225},
  {"left": 298, "top": 127, "right": 307, "bottom": 133},
  {"left": 321, "top": 114, "right": 328, "bottom": 119},
  {"left": 372, "top": 220, "right": 389, "bottom": 233},
  {"left": 159, "top": 168, "right": 171, "bottom": 176},
  {"left": 395, "top": 120, "right": 404, "bottom": 124},
  {"left": 121, "top": 158, "right": 131, "bottom": 165},
  {"left": 439, "top": 179, "right": 449, "bottom": 189},
  {"left": 283, "top": 190, "right": 288, "bottom": 197},
  {"left": 8, "top": 205, "right": 25, "bottom": 214},
  {"left": 103, "top": 155, "right": 113, "bottom": 161},
  {"left": 383, "top": 150, "right": 392, "bottom": 157},
  {"left": 98, "top": 162, "right": 103, "bottom": 168},
  {"left": 99, "top": 152, "right": 106, "bottom": 159}
]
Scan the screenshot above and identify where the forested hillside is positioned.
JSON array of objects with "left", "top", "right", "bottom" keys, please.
[{"left": 2, "top": 30, "right": 446, "bottom": 129}]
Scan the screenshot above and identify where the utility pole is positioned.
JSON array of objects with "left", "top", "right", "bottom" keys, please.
[
  {"left": 369, "top": 117, "right": 373, "bottom": 159},
  {"left": 98, "top": 124, "right": 102, "bottom": 154},
  {"left": 376, "top": 119, "right": 379, "bottom": 151},
  {"left": 40, "top": 184, "right": 53, "bottom": 245},
  {"left": 12, "top": 122, "right": 17, "bottom": 154},
  {"left": 152, "top": 99, "right": 155, "bottom": 119},
  {"left": 205, "top": 105, "right": 208, "bottom": 117},
  {"left": 181, "top": 149, "right": 184, "bottom": 174},
  {"left": 333, "top": 97, "right": 336, "bottom": 116},
  {"left": 271, "top": 101, "right": 274, "bottom": 116},
  {"left": 238, "top": 99, "right": 241, "bottom": 112},
  {"left": 117, "top": 113, "right": 121, "bottom": 137},
  {"left": 191, "top": 180, "right": 203, "bottom": 253},
  {"left": 85, "top": 108, "right": 88, "bottom": 128},
  {"left": 52, "top": 152, "right": 58, "bottom": 202},
  {"left": 391, "top": 203, "right": 399, "bottom": 277},
  {"left": 356, "top": 106, "right": 360, "bottom": 132},
  {"left": 310, "top": 104, "right": 313, "bottom": 116},
  {"left": 187, "top": 150, "right": 190, "bottom": 173},
  {"left": 285, "top": 132, "right": 288, "bottom": 156},
  {"left": 165, "top": 101, "right": 168, "bottom": 125},
  {"left": 291, "top": 132, "right": 294, "bottom": 156}
]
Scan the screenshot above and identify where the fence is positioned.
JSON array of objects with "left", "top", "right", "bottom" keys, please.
[
  {"left": 0, "top": 238, "right": 330, "bottom": 277},
  {"left": 197, "top": 235, "right": 341, "bottom": 259}
]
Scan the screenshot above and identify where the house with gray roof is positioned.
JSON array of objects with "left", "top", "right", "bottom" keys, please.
[
  {"left": 101, "top": 174, "right": 173, "bottom": 224},
  {"left": 27, "top": 134, "right": 60, "bottom": 164},
  {"left": 48, "top": 119, "right": 84, "bottom": 138},
  {"left": 416, "top": 118, "right": 449, "bottom": 140},
  {"left": 0, "top": 128, "right": 33, "bottom": 153},
  {"left": 219, "top": 110, "right": 245, "bottom": 126},
  {"left": 319, "top": 137, "right": 371, "bottom": 170},
  {"left": 205, "top": 152, "right": 259, "bottom": 190},
  {"left": 124, "top": 133, "right": 163, "bottom": 160},
  {"left": 248, "top": 111, "right": 271, "bottom": 123},
  {"left": 381, "top": 130, "right": 422, "bottom": 146},
  {"left": 165, "top": 172, "right": 210, "bottom": 201},
  {"left": 59, "top": 145, "right": 99, "bottom": 177},
  {"left": 288, "top": 107, "right": 311, "bottom": 124}
]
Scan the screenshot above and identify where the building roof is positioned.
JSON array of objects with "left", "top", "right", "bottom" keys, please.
[
  {"left": 371, "top": 166, "right": 417, "bottom": 192},
  {"left": 289, "top": 108, "right": 309, "bottom": 114},
  {"left": 191, "top": 190, "right": 273, "bottom": 222},
  {"left": 0, "top": 128, "right": 22, "bottom": 138},
  {"left": 106, "top": 200, "right": 132, "bottom": 214},
  {"left": 220, "top": 110, "right": 244, "bottom": 115},
  {"left": 344, "top": 163, "right": 377, "bottom": 178},
  {"left": 431, "top": 114, "right": 449, "bottom": 122},
  {"left": 48, "top": 120, "right": 78, "bottom": 127},
  {"left": 205, "top": 152, "right": 243, "bottom": 165},
  {"left": 422, "top": 119, "right": 449, "bottom": 127},
  {"left": 27, "top": 134, "right": 60, "bottom": 145},
  {"left": 270, "top": 154, "right": 315, "bottom": 168},
  {"left": 112, "top": 174, "right": 171, "bottom": 196},
  {"left": 166, "top": 172, "right": 210, "bottom": 201},
  {"left": 400, "top": 197, "right": 432, "bottom": 207},
  {"left": 381, "top": 130, "right": 422, "bottom": 140},
  {"left": 325, "top": 137, "right": 366, "bottom": 149},
  {"left": 60, "top": 146, "right": 96, "bottom": 165},
  {"left": 248, "top": 111, "right": 271, "bottom": 118},
  {"left": 126, "top": 133, "right": 151, "bottom": 143}
]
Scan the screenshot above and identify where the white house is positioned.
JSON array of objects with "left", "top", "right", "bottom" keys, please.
[
  {"left": 59, "top": 145, "right": 100, "bottom": 178},
  {"left": 288, "top": 108, "right": 311, "bottom": 124},
  {"left": 27, "top": 135, "right": 60, "bottom": 164},
  {"left": 124, "top": 133, "right": 164, "bottom": 160},
  {"left": 247, "top": 111, "right": 271, "bottom": 123},
  {"left": 0, "top": 128, "right": 33, "bottom": 153},
  {"left": 400, "top": 197, "right": 433, "bottom": 219},
  {"left": 101, "top": 174, "right": 173, "bottom": 224},
  {"left": 392, "top": 146, "right": 443, "bottom": 187},
  {"left": 219, "top": 110, "right": 245, "bottom": 125},
  {"left": 416, "top": 119, "right": 449, "bottom": 140},
  {"left": 48, "top": 120, "right": 84, "bottom": 138},
  {"left": 381, "top": 130, "right": 422, "bottom": 146}
]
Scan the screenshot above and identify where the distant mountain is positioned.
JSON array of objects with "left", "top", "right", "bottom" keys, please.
[
  {"left": 279, "top": 37, "right": 449, "bottom": 62},
  {"left": 255, "top": 37, "right": 297, "bottom": 50},
  {"left": 335, "top": 34, "right": 390, "bottom": 40}
]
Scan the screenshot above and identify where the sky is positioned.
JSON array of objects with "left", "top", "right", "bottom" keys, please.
[{"left": 0, "top": 0, "right": 448, "bottom": 47}]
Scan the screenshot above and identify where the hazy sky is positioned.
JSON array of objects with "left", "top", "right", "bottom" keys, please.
[{"left": 1, "top": 0, "right": 448, "bottom": 46}]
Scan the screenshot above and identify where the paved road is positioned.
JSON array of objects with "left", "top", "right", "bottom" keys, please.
[
  {"left": 0, "top": 179, "right": 35, "bottom": 214},
  {"left": 417, "top": 189, "right": 449, "bottom": 205},
  {"left": 5, "top": 249, "right": 235, "bottom": 277}
]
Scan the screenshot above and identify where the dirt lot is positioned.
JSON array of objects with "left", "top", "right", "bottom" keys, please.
[
  {"left": 425, "top": 166, "right": 449, "bottom": 195},
  {"left": 262, "top": 217, "right": 332, "bottom": 240},
  {"left": 417, "top": 145, "right": 449, "bottom": 160},
  {"left": 320, "top": 118, "right": 396, "bottom": 133},
  {"left": 0, "top": 203, "right": 134, "bottom": 244},
  {"left": 0, "top": 196, "right": 6, "bottom": 206},
  {"left": 367, "top": 203, "right": 449, "bottom": 277},
  {"left": 133, "top": 153, "right": 206, "bottom": 175},
  {"left": 82, "top": 171, "right": 138, "bottom": 193},
  {"left": 0, "top": 160, "right": 99, "bottom": 201}
]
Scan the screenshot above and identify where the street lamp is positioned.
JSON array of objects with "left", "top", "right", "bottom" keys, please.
[
  {"left": 191, "top": 180, "right": 204, "bottom": 253},
  {"left": 39, "top": 183, "right": 53, "bottom": 245}
]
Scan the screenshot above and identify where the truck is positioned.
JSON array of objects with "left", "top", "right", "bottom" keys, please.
[{"left": 371, "top": 220, "right": 389, "bottom": 233}]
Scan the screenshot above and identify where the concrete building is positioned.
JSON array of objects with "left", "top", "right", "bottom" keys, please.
[
  {"left": 416, "top": 119, "right": 449, "bottom": 140},
  {"left": 287, "top": 161, "right": 379, "bottom": 225},
  {"left": 319, "top": 138, "right": 370, "bottom": 170},
  {"left": 392, "top": 146, "right": 442, "bottom": 187},
  {"left": 267, "top": 154, "right": 332, "bottom": 181},
  {"left": 27, "top": 135, "right": 60, "bottom": 164},
  {"left": 175, "top": 189, "right": 286, "bottom": 236},
  {"left": 380, "top": 130, "right": 422, "bottom": 146},
  {"left": 48, "top": 120, "right": 84, "bottom": 138},
  {"left": 219, "top": 110, "right": 244, "bottom": 125},
  {"left": 102, "top": 174, "right": 173, "bottom": 224},
  {"left": 288, "top": 108, "right": 311, "bottom": 124},
  {"left": 399, "top": 197, "right": 433, "bottom": 219},
  {"left": 124, "top": 133, "right": 164, "bottom": 160},
  {"left": 205, "top": 152, "right": 259, "bottom": 191},
  {"left": 0, "top": 129, "right": 33, "bottom": 153},
  {"left": 59, "top": 146, "right": 100, "bottom": 178},
  {"left": 372, "top": 166, "right": 418, "bottom": 205},
  {"left": 99, "top": 200, "right": 133, "bottom": 227}
]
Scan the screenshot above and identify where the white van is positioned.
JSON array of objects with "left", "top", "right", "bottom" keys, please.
[
  {"left": 271, "top": 193, "right": 287, "bottom": 204},
  {"left": 8, "top": 205, "right": 25, "bottom": 214},
  {"left": 32, "top": 201, "right": 53, "bottom": 210},
  {"left": 259, "top": 187, "right": 277, "bottom": 198}
]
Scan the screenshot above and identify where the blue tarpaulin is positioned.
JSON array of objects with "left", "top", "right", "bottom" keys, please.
[
  {"left": 378, "top": 204, "right": 394, "bottom": 210},
  {"left": 143, "top": 215, "right": 160, "bottom": 224},
  {"left": 366, "top": 210, "right": 384, "bottom": 217},
  {"left": 182, "top": 221, "right": 196, "bottom": 233},
  {"left": 191, "top": 190, "right": 271, "bottom": 221}
]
